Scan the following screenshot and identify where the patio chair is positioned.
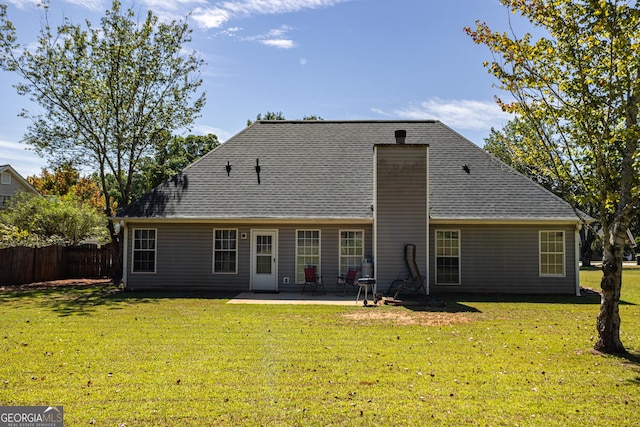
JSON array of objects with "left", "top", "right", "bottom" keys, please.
[
  {"left": 386, "top": 243, "right": 426, "bottom": 300},
  {"left": 302, "top": 266, "right": 325, "bottom": 295},
  {"left": 336, "top": 268, "right": 358, "bottom": 294}
]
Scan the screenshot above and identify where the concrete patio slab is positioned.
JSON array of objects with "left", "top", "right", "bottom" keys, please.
[{"left": 228, "top": 291, "right": 364, "bottom": 305}]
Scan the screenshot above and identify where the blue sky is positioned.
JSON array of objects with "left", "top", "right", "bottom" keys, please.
[{"left": 0, "top": 0, "right": 527, "bottom": 177}]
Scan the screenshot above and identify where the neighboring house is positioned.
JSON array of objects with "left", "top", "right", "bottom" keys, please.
[
  {"left": 0, "top": 164, "right": 39, "bottom": 208},
  {"left": 115, "top": 120, "right": 587, "bottom": 295}
]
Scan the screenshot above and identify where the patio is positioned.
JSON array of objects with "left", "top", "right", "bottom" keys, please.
[{"left": 227, "top": 291, "right": 368, "bottom": 305}]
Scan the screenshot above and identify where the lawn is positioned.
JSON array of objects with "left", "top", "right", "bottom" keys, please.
[{"left": 1, "top": 270, "right": 639, "bottom": 426}]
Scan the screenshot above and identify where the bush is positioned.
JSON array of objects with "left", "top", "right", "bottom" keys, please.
[{"left": 0, "top": 192, "right": 109, "bottom": 247}]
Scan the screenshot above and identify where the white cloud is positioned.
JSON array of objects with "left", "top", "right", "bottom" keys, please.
[
  {"left": 266, "top": 24, "right": 293, "bottom": 37},
  {"left": 192, "top": 124, "right": 234, "bottom": 142},
  {"left": 6, "top": 0, "right": 40, "bottom": 9},
  {"left": 260, "top": 38, "right": 295, "bottom": 49},
  {"left": 141, "top": 0, "right": 208, "bottom": 11},
  {"left": 217, "top": 0, "right": 348, "bottom": 16},
  {"left": 192, "top": 6, "right": 231, "bottom": 29},
  {"left": 61, "top": 0, "right": 105, "bottom": 11},
  {"left": 225, "top": 26, "right": 243, "bottom": 33},
  {"left": 377, "top": 98, "right": 513, "bottom": 132},
  {"left": 192, "top": 0, "right": 348, "bottom": 29},
  {"left": 243, "top": 24, "right": 297, "bottom": 49},
  {"left": 0, "top": 139, "right": 46, "bottom": 177}
]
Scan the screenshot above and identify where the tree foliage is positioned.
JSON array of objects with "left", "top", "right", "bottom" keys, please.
[
  {"left": 484, "top": 117, "right": 560, "bottom": 194},
  {"left": 0, "top": 0, "right": 206, "bottom": 281},
  {"left": 135, "top": 133, "right": 219, "bottom": 195},
  {"left": 27, "top": 163, "right": 106, "bottom": 214},
  {"left": 0, "top": 192, "right": 109, "bottom": 247},
  {"left": 246, "top": 111, "right": 324, "bottom": 126},
  {"left": 467, "top": 0, "right": 640, "bottom": 353},
  {"left": 484, "top": 117, "right": 601, "bottom": 266},
  {"left": 0, "top": 0, "right": 205, "bottom": 210}
]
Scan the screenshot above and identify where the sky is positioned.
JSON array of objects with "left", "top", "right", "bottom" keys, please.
[{"left": 0, "top": 0, "right": 531, "bottom": 177}]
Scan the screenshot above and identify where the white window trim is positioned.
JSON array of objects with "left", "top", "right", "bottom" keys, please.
[
  {"left": 213, "top": 228, "right": 238, "bottom": 274},
  {"left": 132, "top": 228, "right": 157, "bottom": 274},
  {"left": 435, "top": 229, "right": 461, "bottom": 285},
  {"left": 339, "top": 229, "right": 365, "bottom": 276},
  {"left": 295, "top": 229, "right": 321, "bottom": 284},
  {"left": 1, "top": 173, "right": 10, "bottom": 185},
  {"left": 539, "top": 230, "right": 566, "bottom": 277}
]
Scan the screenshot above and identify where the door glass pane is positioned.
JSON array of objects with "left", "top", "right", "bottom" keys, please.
[
  {"left": 256, "top": 234, "right": 273, "bottom": 274},
  {"left": 256, "top": 255, "right": 272, "bottom": 274},
  {"left": 257, "top": 235, "right": 272, "bottom": 255}
]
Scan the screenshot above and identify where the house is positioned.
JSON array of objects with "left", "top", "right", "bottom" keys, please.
[
  {"left": 115, "top": 120, "right": 586, "bottom": 295},
  {"left": 0, "top": 164, "right": 39, "bottom": 207}
]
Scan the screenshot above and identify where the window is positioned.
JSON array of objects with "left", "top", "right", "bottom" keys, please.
[
  {"left": 1, "top": 173, "right": 10, "bottom": 185},
  {"left": 0, "top": 195, "right": 9, "bottom": 208},
  {"left": 339, "top": 230, "right": 364, "bottom": 276},
  {"left": 255, "top": 234, "right": 273, "bottom": 274},
  {"left": 296, "top": 230, "right": 320, "bottom": 283},
  {"left": 540, "top": 231, "right": 565, "bottom": 276},
  {"left": 214, "top": 229, "right": 237, "bottom": 273},
  {"left": 436, "top": 230, "right": 460, "bottom": 284},
  {"left": 133, "top": 229, "right": 156, "bottom": 273}
]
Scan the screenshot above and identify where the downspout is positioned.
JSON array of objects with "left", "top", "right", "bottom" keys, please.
[
  {"left": 372, "top": 146, "right": 378, "bottom": 295},
  {"left": 122, "top": 221, "right": 128, "bottom": 290},
  {"left": 425, "top": 145, "right": 430, "bottom": 296},
  {"left": 575, "top": 224, "right": 581, "bottom": 296}
]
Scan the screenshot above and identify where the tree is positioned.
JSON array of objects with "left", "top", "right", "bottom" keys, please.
[
  {"left": 484, "top": 117, "right": 559, "bottom": 193},
  {"left": 0, "top": 192, "right": 109, "bottom": 247},
  {"left": 301, "top": 114, "right": 324, "bottom": 121},
  {"left": 246, "top": 111, "right": 324, "bottom": 126},
  {"left": 247, "top": 111, "right": 286, "bottom": 126},
  {"left": 135, "top": 133, "right": 219, "bottom": 195},
  {"left": 484, "top": 117, "right": 599, "bottom": 267},
  {"left": 466, "top": 0, "right": 640, "bottom": 354},
  {"left": 27, "top": 163, "right": 105, "bottom": 214},
  {"left": 0, "top": 1, "right": 206, "bottom": 282}
]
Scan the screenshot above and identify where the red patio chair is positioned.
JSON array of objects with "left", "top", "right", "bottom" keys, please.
[
  {"left": 302, "top": 266, "right": 325, "bottom": 295},
  {"left": 337, "top": 268, "right": 358, "bottom": 294}
]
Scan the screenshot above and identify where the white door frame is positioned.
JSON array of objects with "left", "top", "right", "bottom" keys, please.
[{"left": 250, "top": 229, "right": 278, "bottom": 291}]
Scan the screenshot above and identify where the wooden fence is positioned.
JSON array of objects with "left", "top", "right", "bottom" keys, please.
[{"left": 0, "top": 244, "right": 113, "bottom": 285}]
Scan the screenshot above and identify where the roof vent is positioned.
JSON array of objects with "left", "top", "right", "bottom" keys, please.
[{"left": 395, "top": 130, "right": 406, "bottom": 144}]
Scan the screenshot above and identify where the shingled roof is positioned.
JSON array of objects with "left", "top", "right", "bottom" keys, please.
[{"left": 117, "top": 120, "right": 580, "bottom": 223}]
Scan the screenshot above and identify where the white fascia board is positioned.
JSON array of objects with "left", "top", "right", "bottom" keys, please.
[
  {"left": 429, "top": 217, "right": 585, "bottom": 226},
  {"left": 113, "top": 216, "right": 374, "bottom": 225}
]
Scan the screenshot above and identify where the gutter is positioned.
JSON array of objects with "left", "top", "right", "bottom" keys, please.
[{"left": 111, "top": 216, "right": 374, "bottom": 225}]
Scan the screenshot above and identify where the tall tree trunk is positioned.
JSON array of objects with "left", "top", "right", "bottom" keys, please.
[
  {"left": 580, "top": 228, "right": 595, "bottom": 267},
  {"left": 108, "top": 219, "right": 123, "bottom": 286},
  {"left": 594, "top": 238, "right": 625, "bottom": 354}
]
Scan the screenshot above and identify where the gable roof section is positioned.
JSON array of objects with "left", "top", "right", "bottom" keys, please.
[
  {"left": 117, "top": 121, "right": 580, "bottom": 223},
  {"left": 0, "top": 164, "right": 39, "bottom": 195}
]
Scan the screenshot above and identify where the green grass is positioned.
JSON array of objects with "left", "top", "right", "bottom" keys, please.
[{"left": 1, "top": 271, "right": 639, "bottom": 426}]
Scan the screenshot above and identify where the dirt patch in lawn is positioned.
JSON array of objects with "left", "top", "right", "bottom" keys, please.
[
  {"left": 0, "top": 278, "right": 114, "bottom": 292},
  {"left": 344, "top": 310, "right": 471, "bottom": 326}
]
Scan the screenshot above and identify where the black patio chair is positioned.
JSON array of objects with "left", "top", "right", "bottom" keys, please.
[{"left": 386, "top": 243, "right": 426, "bottom": 299}]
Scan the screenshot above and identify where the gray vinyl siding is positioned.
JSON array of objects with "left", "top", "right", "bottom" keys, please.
[
  {"left": 124, "top": 222, "right": 372, "bottom": 292},
  {"left": 0, "top": 172, "right": 32, "bottom": 198},
  {"left": 429, "top": 224, "right": 577, "bottom": 294},
  {"left": 374, "top": 145, "right": 429, "bottom": 290}
]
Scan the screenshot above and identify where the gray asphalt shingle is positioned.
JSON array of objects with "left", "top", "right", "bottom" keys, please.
[{"left": 118, "top": 120, "right": 579, "bottom": 222}]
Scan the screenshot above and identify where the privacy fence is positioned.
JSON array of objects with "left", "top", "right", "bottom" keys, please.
[{"left": 0, "top": 244, "right": 113, "bottom": 285}]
